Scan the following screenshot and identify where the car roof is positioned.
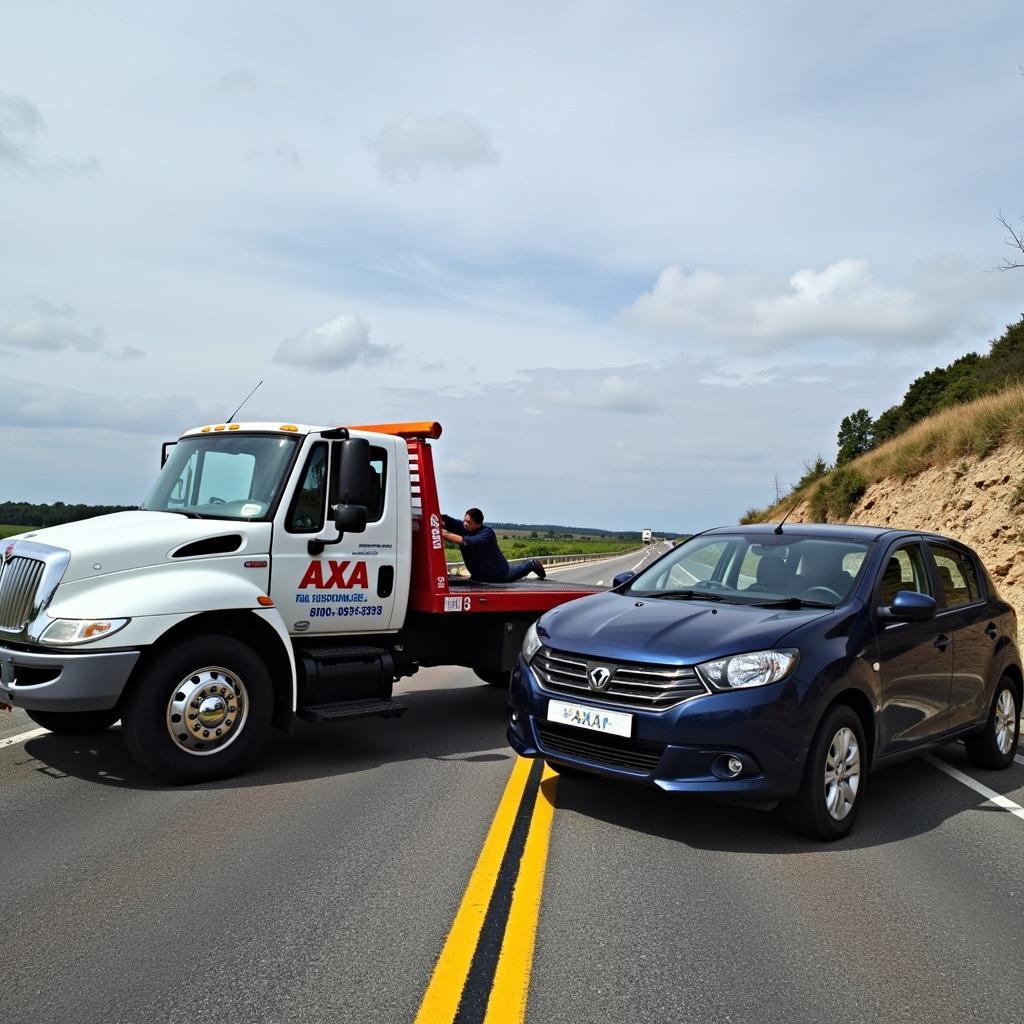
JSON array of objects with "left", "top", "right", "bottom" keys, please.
[{"left": 702, "top": 523, "right": 948, "bottom": 545}]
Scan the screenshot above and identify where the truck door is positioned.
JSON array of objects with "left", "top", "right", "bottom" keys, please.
[{"left": 271, "top": 437, "right": 400, "bottom": 634}]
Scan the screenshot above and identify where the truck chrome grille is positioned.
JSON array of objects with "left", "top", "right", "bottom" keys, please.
[
  {"left": 0, "top": 556, "right": 46, "bottom": 631},
  {"left": 533, "top": 647, "right": 707, "bottom": 710}
]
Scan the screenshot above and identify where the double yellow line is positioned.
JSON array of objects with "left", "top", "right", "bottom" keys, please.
[{"left": 414, "top": 758, "right": 558, "bottom": 1024}]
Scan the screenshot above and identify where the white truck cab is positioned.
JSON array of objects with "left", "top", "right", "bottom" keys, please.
[{"left": 0, "top": 420, "right": 596, "bottom": 783}]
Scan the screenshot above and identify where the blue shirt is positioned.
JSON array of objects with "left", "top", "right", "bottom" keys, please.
[{"left": 443, "top": 515, "right": 510, "bottom": 582}]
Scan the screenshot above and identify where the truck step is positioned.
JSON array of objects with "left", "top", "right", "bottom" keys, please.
[{"left": 297, "top": 698, "right": 409, "bottom": 724}]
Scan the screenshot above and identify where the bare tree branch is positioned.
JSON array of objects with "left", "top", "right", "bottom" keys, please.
[{"left": 997, "top": 212, "right": 1024, "bottom": 271}]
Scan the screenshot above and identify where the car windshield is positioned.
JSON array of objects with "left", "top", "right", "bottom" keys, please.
[
  {"left": 142, "top": 434, "right": 300, "bottom": 521},
  {"left": 627, "top": 533, "right": 870, "bottom": 606}
]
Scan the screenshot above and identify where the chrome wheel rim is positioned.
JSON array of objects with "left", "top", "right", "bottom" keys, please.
[
  {"left": 165, "top": 666, "right": 248, "bottom": 757},
  {"left": 823, "top": 726, "right": 861, "bottom": 821},
  {"left": 994, "top": 689, "right": 1017, "bottom": 756}
]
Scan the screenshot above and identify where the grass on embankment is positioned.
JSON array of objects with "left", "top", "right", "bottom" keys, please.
[
  {"left": 744, "top": 384, "right": 1024, "bottom": 524},
  {"left": 0, "top": 525, "right": 30, "bottom": 539}
]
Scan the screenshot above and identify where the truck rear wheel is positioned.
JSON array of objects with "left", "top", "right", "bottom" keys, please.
[
  {"left": 473, "top": 669, "right": 510, "bottom": 687},
  {"left": 122, "top": 634, "right": 272, "bottom": 784},
  {"left": 26, "top": 708, "right": 119, "bottom": 734}
]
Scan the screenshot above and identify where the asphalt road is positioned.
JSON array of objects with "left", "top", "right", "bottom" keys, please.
[{"left": 3, "top": 539, "right": 1024, "bottom": 1024}]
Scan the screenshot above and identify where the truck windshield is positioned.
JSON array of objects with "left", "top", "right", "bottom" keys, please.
[
  {"left": 627, "top": 533, "right": 870, "bottom": 606},
  {"left": 142, "top": 434, "right": 300, "bottom": 521}
]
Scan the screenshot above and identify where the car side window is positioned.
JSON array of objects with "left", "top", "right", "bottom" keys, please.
[
  {"left": 286, "top": 443, "right": 328, "bottom": 533},
  {"left": 877, "top": 546, "right": 931, "bottom": 606},
  {"left": 929, "top": 545, "right": 982, "bottom": 607}
]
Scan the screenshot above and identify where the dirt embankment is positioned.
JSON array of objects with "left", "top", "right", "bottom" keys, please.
[{"left": 775, "top": 445, "right": 1024, "bottom": 621}]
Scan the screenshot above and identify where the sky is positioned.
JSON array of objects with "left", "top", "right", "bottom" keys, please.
[{"left": 1, "top": 1, "right": 1022, "bottom": 532}]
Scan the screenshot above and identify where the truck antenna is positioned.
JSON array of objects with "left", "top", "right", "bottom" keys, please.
[{"left": 227, "top": 380, "right": 263, "bottom": 423}]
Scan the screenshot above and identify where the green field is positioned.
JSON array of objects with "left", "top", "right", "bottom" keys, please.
[
  {"left": 0, "top": 525, "right": 30, "bottom": 539},
  {"left": 446, "top": 534, "right": 634, "bottom": 562}
]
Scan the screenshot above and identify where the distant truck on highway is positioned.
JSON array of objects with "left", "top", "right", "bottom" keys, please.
[
  {"left": 642, "top": 529, "right": 653, "bottom": 545},
  {"left": 0, "top": 421, "right": 599, "bottom": 783}
]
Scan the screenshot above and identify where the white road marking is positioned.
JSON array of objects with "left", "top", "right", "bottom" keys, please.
[
  {"left": 0, "top": 727, "right": 47, "bottom": 750},
  {"left": 1014, "top": 754, "right": 1024, "bottom": 768},
  {"left": 923, "top": 754, "right": 1024, "bottom": 822}
]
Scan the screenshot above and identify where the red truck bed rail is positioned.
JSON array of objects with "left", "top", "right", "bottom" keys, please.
[{"left": 349, "top": 421, "right": 600, "bottom": 616}]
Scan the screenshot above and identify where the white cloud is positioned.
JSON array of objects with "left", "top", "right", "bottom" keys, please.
[
  {"left": 541, "top": 372, "right": 655, "bottom": 414},
  {"left": 443, "top": 459, "right": 477, "bottom": 478},
  {"left": 0, "top": 316, "right": 104, "bottom": 352},
  {"left": 0, "top": 91, "right": 95, "bottom": 177},
  {"left": 624, "top": 258, "right": 978, "bottom": 349},
  {"left": 0, "top": 92, "right": 44, "bottom": 171},
  {"left": 368, "top": 113, "right": 497, "bottom": 180},
  {"left": 217, "top": 68, "right": 258, "bottom": 95},
  {"left": 0, "top": 376, "right": 201, "bottom": 433},
  {"left": 273, "top": 313, "right": 396, "bottom": 371}
]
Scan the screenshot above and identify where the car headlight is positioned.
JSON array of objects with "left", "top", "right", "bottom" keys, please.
[
  {"left": 697, "top": 649, "right": 798, "bottom": 690},
  {"left": 41, "top": 618, "right": 130, "bottom": 646},
  {"left": 522, "top": 621, "right": 543, "bottom": 663}
]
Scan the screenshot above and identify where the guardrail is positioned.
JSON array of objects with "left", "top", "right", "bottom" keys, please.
[{"left": 445, "top": 548, "right": 637, "bottom": 573}]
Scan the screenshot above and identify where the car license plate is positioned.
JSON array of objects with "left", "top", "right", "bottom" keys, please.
[{"left": 548, "top": 699, "right": 632, "bottom": 738}]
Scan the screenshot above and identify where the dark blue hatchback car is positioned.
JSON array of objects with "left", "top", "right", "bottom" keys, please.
[{"left": 508, "top": 524, "right": 1022, "bottom": 839}]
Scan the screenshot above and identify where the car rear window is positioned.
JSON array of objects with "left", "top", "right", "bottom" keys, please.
[{"left": 929, "top": 545, "right": 982, "bottom": 607}]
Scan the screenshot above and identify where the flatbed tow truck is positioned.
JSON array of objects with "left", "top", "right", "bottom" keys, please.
[{"left": 0, "top": 421, "right": 600, "bottom": 782}]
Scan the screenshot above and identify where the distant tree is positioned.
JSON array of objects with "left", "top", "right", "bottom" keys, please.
[
  {"left": 836, "top": 409, "right": 874, "bottom": 465},
  {"left": 794, "top": 455, "right": 830, "bottom": 491}
]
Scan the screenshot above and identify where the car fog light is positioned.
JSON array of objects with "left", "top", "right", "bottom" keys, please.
[{"left": 727, "top": 756, "right": 744, "bottom": 777}]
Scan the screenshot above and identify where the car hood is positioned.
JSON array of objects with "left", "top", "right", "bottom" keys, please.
[
  {"left": 8, "top": 511, "right": 272, "bottom": 584},
  {"left": 537, "top": 590, "right": 834, "bottom": 665}
]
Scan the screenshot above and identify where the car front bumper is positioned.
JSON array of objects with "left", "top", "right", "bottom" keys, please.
[
  {"left": 0, "top": 643, "right": 139, "bottom": 712},
  {"left": 508, "top": 655, "right": 812, "bottom": 800}
]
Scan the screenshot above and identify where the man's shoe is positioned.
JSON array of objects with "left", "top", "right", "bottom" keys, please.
[{"left": 533, "top": 559, "right": 546, "bottom": 579}]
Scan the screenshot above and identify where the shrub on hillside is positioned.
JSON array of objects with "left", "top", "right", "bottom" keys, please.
[{"left": 808, "top": 467, "right": 868, "bottom": 522}]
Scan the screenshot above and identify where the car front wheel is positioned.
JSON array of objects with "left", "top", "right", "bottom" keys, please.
[
  {"left": 783, "top": 704, "right": 866, "bottom": 841},
  {"left": 965, "top": 679, "right": 1020, "bottom": 770}
]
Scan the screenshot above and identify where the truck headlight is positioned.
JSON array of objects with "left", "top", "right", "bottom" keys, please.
[
  {"left": 41, "top": 618, "right": 130, "bottom": 646},
  {"left": 697, "top": 649, "right": 798, "bottom": 690},
  {"left": 522, "top": 621, "right": 543, "bottom": 663}
]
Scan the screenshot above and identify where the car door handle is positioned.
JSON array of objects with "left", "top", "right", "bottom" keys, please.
[
  {"left": 985, "top": 622, "right": 999, "bottom": 640},
  {"left": 933, "top": 634, "right": 950, "bottom": 652}
]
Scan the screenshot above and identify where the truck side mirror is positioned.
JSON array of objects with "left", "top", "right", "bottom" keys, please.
[
  {"left": 161, "top": 441, "right": 177, "bottom": 467},
  {"left": 308, "top": 437, "right": 370, "bottom": 555},
  {"left": 336, "top": 437, "right": 370, "bottom": 506}
]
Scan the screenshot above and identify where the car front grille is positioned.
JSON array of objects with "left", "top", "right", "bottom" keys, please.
[
  {"left": 0, "top": 556, "right": 46, "bottom": 631},
  {"left": 533, "top": 647, "right": 707, "bottom": 710},
  {"left": 536, "top": 721, "right": 665, "bottom": 773}
]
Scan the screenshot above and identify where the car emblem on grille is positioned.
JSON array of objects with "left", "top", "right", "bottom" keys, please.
[
  {"left": 589, "top": 666, "right": 612, "bottom": 691},
  {"left": 3, "top": 544, "right": 13, "bottom": 563}
]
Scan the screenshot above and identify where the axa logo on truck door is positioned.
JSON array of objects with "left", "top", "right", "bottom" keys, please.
[{"left": 294, "top": 559, "right": 385, "bottom": 619}]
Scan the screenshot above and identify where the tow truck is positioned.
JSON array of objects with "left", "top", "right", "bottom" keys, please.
[{"left": 0, "top": 421, "right": 600, "bottom": 782}]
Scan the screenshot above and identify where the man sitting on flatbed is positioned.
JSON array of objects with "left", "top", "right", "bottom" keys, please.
[{"left": 441, "top": 508, "right": 546, "bottom": 583}]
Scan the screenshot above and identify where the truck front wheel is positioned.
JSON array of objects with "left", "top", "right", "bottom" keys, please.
[{"left": 122, "top": 634, "right": 273, "bottom": 784}]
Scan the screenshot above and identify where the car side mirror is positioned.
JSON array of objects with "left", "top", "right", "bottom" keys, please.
[
  {"left": 878, "top": 590, "right": 936, "bottom": 623},
  {"left": 612, "top": 571, "right": 635, "bottom": 588}
]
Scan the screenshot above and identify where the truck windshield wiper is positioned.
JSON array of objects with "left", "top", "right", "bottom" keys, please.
[
  {"left": 753, "top": 597, "right": 835, "bottom": 609},
  {"left": 651, "top": 589, "right": 728, "bottom": 602}
]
